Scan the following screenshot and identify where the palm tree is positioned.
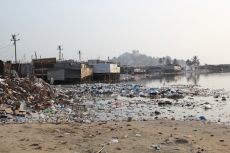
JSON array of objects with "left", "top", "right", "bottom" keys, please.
[
  {"left": 158, "top": 58, "right": 163, "bottom": 65},
  {"left": 166, "top": 58, "right": 171, "bottom": 65},
  {"left": 192, "top": 56, "right": 200, "bottom": 66},
  {"left": 186, "top": 59, "right": 192, "bottom": 69},
  {"left": 173, "top": 58, "right": 179, "bottom": 65},
  {"left": 162, "top": 57, "right": 165, "bottom": 65}
]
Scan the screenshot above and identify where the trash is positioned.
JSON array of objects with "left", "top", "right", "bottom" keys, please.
[
  {"left": 109, "top": 139, "right": 119, "bottom": 143},
  {"left": 152, "top": 145, "right": 161, "bottom": 150},
  {"left": 204, "top": 104, "right": 211, "bottom": 109},
  {"left": 135, "top": 134, "right": 141, "bottom": 137},
  {"left": 0, "top": 71, "right": 230, "bottom": 124},
  {"left": 199, "top": 116, "right": 206, "bottom": 120},
  {"left": 123, "top": 134, "right": 128, "bottom": 138}
]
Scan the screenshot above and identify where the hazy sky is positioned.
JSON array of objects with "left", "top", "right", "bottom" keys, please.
[{"left": 1, "top": 0, "right": 230, "bottom": 64}]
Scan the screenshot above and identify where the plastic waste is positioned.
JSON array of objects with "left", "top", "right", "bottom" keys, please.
[
  {"left": 135, "top": 134, "right": 141, "bottom": 137},
  {"left": 152, "top": 145, "right": 161, "bottom": 150},
  {"left": 199, "top": 116, "right": 206, "bottom": 120},
  {"left": 109, "top": 139, "right": 119, "bottom": 143}
]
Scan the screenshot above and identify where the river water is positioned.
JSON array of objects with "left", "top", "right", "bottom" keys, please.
[
  {"left": 124, "top": 72, "right": 230, "bottom": 91},
  {"left": 105, "top": 72, "right": 230, "bottom": 123}
]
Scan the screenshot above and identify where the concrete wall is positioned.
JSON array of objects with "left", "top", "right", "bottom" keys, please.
[
  {"left": 93, "top": 64, "right": 120, "bottom": 73},
  {"left": 110, "top": 64, "right": 120, "bottom": 73},
  {"left": 47, "top": 69, "right": 65, "bottom": 81}
]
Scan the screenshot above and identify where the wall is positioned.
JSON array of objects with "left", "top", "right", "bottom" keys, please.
[
  {"left": 110, "top": 64, "right": 120, "bottom": 73},
  {"left": 93, "top": 64, "right": 120, "bottom": 73},
  {"left": 47, "top": 69, "right": 65, "bottom": 81},
  {"left": 93, "top": 64, "right": 110, "bottom": 73}
]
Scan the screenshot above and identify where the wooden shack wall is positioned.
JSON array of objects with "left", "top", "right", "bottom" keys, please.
[{"left": 0, "top": 60, "right": 3, "bottom": 75}]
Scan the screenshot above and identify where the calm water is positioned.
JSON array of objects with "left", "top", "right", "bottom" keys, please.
[{"left": 124, "top": 72, "right": 230, "bottom": 91}]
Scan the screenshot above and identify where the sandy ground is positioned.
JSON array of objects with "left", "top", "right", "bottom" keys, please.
[{"left": 0, "top": 120, "right": 230, "bottom": 153}]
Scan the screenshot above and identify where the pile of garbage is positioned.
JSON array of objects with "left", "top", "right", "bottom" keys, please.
[{"left": 1, "top": 74, "right": 230, "bottom": 124}]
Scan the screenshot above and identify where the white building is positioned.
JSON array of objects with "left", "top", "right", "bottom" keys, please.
[
  {"left": 88, "top": 60, "right": 120, "bottom": 73},
  {"left": 132, "top": 50, "right": 139, "bottom": 56}
]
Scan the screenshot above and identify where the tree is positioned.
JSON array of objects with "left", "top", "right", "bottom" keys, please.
[
  {"left": 192, "top": 56, "right": 200, "bottom": 66},
  {"left": 173, "top": 58, "right": 179, "bottom": 65},
  {"left": 158, "top": 58, "right": 163, "bottom": 65},
  {"left": 166, "top": 58, "right": 171, "bottom": 65},
  {"left": 186, "top": 59, "right": 192, "bottom": 68},
  {"left": 162, "top": 57, "right": 165, "bottom": 65}
]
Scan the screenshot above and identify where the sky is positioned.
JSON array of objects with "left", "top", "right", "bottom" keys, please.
[{"left": 1, "top": 0, "right": 230, "bottom": 64}]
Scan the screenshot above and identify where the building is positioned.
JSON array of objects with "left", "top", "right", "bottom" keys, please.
[
  {"left": 132, "top": 50, "right": 139, "bottom": 56},
  {"left": 160, "top": 65, "right": 182, "bottom": 73},
  {"left": 88, "top": 59, "right": 120, "bottom": 81},
  {"left": 47, "top": 61, "right": 93, "bottom": 83},
  {"left": 32, "top": 58, "right": 56, "bottom": 80}
]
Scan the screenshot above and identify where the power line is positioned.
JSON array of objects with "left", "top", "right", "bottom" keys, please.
[
  {"left": 0, "top": 44, "right": 13, "bottom": 54},
  {"left": 0, "top": 44, "right": 13, "bottom": 49},
  {"left": 1, "top": 45, "right": 14, "bottom": 60},
  {"left": 16, "top": 45, "right": 23, "bottom": 63}
]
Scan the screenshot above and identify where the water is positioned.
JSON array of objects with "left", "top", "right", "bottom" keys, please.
[
  {"left": 111, "top": 72, "right": 230, "bottom": 123},
  {"left": 124, "top": 72, "right": 230, "bottom": 91}
]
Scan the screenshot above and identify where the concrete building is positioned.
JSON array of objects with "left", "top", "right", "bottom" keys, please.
[
  {"left": 132, "top": 50, "right": 139, "bottom": 56},
  {"left": 47, "top": 61, "right": 93, "bottom": 83},
  {"left": 88, "top": 59, "right": 120, "bottom": 81}
]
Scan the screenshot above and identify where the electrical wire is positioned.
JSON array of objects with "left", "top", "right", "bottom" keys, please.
[
  {"left": 1, "top": 45, "right": 14, "bottom": 60},
  {"left": 16, "top": 46, "right": 23, "bottom": 62},
  {"left": 0, "top": 44, "right": 13, "bottom": 50}
]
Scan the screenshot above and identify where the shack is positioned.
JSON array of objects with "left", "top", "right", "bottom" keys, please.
[
  {"left": 47, "top": 61, "right": 93, "bottom": 83},
  {"left": 33, "top": 58, "right": 56, "bottom": 81},
  {"left": 88, "top": 59, "right": 120, "bottom": 81}
]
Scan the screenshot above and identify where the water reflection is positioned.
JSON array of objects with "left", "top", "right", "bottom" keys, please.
[
  {"left": 186, "top": 73, "right": 200, "bottom": 85},
  {"left": 125, "top": 72, "right": 230, "bottom": 90}
]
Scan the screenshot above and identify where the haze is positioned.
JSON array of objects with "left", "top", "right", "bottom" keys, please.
[{"left": 1, "top": 0, "right": 230, "bottom": 65}]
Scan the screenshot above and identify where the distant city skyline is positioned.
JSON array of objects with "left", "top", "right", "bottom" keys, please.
[{"left": 1, "top": 0, "right": 230, "bottom": 64}]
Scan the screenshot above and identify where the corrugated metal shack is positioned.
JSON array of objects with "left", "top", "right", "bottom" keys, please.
[
  {"left": 0, "top": 60, "right": 3, "bottom": 76},
  {"left": 47, "top": 61, "right": 93, "bottom": 83},
  {"left": 32, "top": 58, "right": 56, "bottom": 81},
  {"left": 88, "top": 59, "right": 120, "bottom": 81},
  {"left": 19, "top": 63, "right": 32, "bottom": 77}
]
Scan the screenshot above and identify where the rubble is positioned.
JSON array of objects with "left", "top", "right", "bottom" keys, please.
[{"left": 0, "top": 74, "right": 230, "bottom": 124}]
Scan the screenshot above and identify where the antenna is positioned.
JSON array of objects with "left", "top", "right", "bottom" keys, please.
[
  {"left": 34, "top": 51, "right": 37, "bottom": 59},
  {"left": 57, "top": 45, "right": 63, "bottom": 61}
]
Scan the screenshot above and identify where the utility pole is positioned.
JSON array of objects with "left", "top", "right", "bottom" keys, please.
[
  {"left": 11, "top": 34, "right": 20, "bottom": 63},
  {"left": 78, "top": 50, "right": 82, "bottom": 62},
  {"left": 23, "top": 53, "right": 26, "bottom": 63},
  {"left": 34, "top": 51, "right": 37, "bottom": 59},
  {"left": 57, "top": 46, "right": 63, "bottom": 61}
]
